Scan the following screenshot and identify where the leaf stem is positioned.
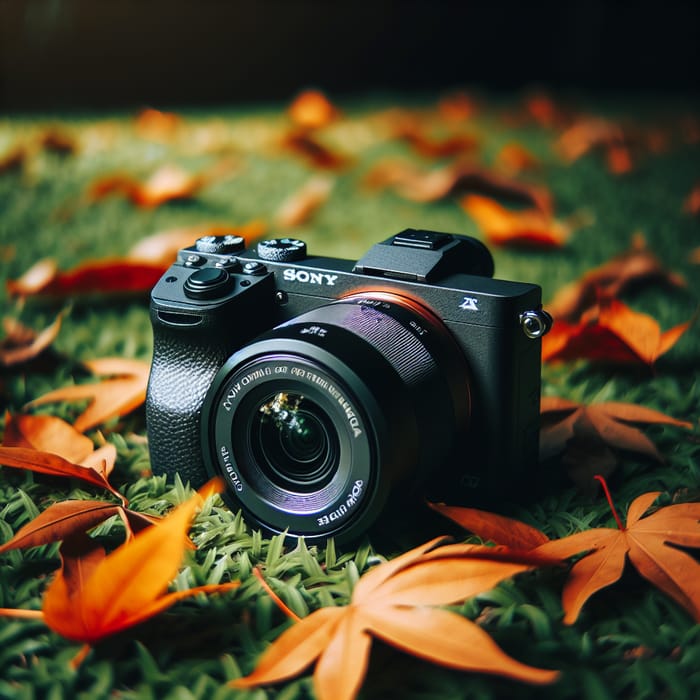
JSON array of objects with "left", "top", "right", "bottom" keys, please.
[
  {"left": 252, "top": 567, "right": 301, "bottom": 622},
  {"left": 594, "top": 475, "right": 625, "bottom": 531},
  {"left": 0, "top": 607, "right": 45, "bottom": 620}
]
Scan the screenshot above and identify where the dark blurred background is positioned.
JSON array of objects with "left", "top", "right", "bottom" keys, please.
[{"left": 1, "top": 0, "right": 699, "bottom": 111}]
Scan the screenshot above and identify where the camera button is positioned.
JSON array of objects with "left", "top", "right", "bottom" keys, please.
[
  {"left": 242, "top": 261, "right": 268, "bottom": 275},
  {"left": 184, "top": 267, "right": 233, "bottom": 299},
  {"left": 184, "top": 253, "right": 207, "bottom": 267}
]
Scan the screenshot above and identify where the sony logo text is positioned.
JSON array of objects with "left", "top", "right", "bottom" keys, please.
[{"left": 283, "top": 269, "right": 339, "bottom": 286}]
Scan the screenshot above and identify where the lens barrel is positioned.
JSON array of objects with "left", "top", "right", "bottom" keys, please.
[{"left": 201, "top": 293, "right": 470, "bottom": 542}]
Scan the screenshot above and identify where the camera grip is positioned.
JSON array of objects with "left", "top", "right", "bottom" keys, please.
[{"left": 146, "top": 326, "right": 230, "bottom": 488}]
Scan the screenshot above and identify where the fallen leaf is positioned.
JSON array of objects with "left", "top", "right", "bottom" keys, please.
[
  {"left": 494, "top": 143, "right": 540, "bottom": 175},
  {"left": 274, "top": 176, "right": 334, "bottom": 227},
  {"left": 556, "top": 118, "right": 626, "bottom": 164},
  {"left": 536, "top": 476, "right": 700, "bottom": 623},
  {"left": 542, "top": 298, "right": 692, "bottom": 366},
  {"left": 683, "top": 183, "right": 700, "bottom": 216},
  {"left": 134, "top": 108, "right": 182, "bottom": 141},
  {"left": 539, "top": 397, "right": 693, "bottom": 488},
  {"left": 6, "top": 258, "right": 58, "bottom": 296},
  {"left": 0, "top": 313, "right": 64, "bottom": 366},
  {"left": 3, "top": 412, "right": 94, "bottom": 463},
  {"left": 547, "top": 235, "right": 687, "bottom": 323},
  {"left": 0, "top": 499, "right": 157, "bottom": 554},
  {"left": 281, "top": 129, "right": 351, "bottom": 170},
  {"left": 233, "top": 538, "right": 559, "bottom": 699},
  {"left": 437, "top": 91, "right": 477, "bottom": 122},
  {"left": 0, "top": 447, "right": 125, "bottom": 503},
  {"left": 364, "top": 159, "right": 552, "bottom": 212},
  {"left": 461, "top": 194, "right": 569, "bottom": 248},
  {"left": 427, "top": 503, "right": 550, "bottom": 549},
  {"left": 87, "top": 160, "right": 237, "bottom": 209},
  {"left": 392, "top": 120, "right": 479, "bottom": 158},
  {"left": 26, "top": 357, "right": 150, "bottom": 433},
  {"left": 288, "top": 90, "right": 339, "bottom": 129},
  {"left": 0, "top": 479, "right": 238, "bottom": 664},
  {"left": 0, "top": 146, "right": 27, "bottom": 174}
]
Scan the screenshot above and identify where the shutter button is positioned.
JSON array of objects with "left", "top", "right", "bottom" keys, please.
[{"left": 184, "top": 267, "right": 233, "bottom": 299}]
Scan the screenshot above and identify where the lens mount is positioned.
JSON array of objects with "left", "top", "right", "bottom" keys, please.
[{"left": 201, "top": 293, "right": 471, "bottom": 542}]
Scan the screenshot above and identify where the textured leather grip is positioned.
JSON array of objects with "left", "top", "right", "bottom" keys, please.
[{"left": 146, "top": 325, "right": 231, "bottom": 487}]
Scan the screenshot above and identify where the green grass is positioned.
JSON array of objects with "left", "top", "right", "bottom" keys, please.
[{"left": 1, "top": 93, "right": 699, "bottom": 699}]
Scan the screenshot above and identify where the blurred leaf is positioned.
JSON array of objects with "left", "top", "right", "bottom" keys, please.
[
  {"left": 274, "top": 176, "right": 334, "bottom": 227},
  {"left": 27, "top": 357, "right": 150, "bottom": 433},
  {"left": 462, "top": 194, "right": 569, "bottom": 248},
  {"left": 281, "top": 129, "right": 351, "bottom": 170},
  {"left": 540, "top": 397, "right": 693, "bottom": 488},
  {"left": 547, "top": 235, "right": 687, "bottom": 323},
  {"left": 0, "top": 313, "right": 64, "bottom": 366},
  {"left": 365, "top": 158, "right": 552, "bottom": 211},
  {"left": 542, "top": 298, "right": 692, "bottom": 366},
  {"left": 288, "top": 90, "right": 339, "bottom": 129},
  {"left": 684, "top": 183, "right": 700, "bottom": 216}
]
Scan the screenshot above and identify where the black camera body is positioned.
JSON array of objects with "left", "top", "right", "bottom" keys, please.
[{"left": 146, "top": 230, "right": 550, "bottom": 542}]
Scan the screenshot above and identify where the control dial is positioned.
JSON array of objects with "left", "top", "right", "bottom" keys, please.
[
  {"left": 195, "top": 235, "right": 245, "bottom": 255},
  {"left": 257, "top": 238, "right": 307, "bottom": 262}
]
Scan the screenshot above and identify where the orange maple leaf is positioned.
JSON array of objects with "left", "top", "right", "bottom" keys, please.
[
  {"left": 461, "top": 194, "right": 569, "bottom": 248},
  {"left": 233, "top": 538, "right": 559, "bottom": 700},
  {"left": 539, "top": 397, "right": 694, "bottom": 488},
  {"left": 537, "top": 477, "right": 700, "bottom": 624},
  {"left": 26, "top": 357, "right": 150, "bottom": 433},
  {"left": 0, "top": 480, "right": 237, "bottom": 665},
  {"left": 288, "top": 90, "right": 339, "bottom": 129},
  {"left": 0, "top": 313, "right": 64, "bottom": 366},
  {"left": 543, "top": 298, "right": 692, "bottom": 366},
  {"left": 547, "top": 235, "right": 687, "bottom": 323}
]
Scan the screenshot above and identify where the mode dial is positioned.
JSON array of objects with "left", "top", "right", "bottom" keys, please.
[
  {"left": 257, "top": 238, "right": 307, "bottom": 262},
  {"left": 195, "top": 235, "right": 245, "bottom": 255}
]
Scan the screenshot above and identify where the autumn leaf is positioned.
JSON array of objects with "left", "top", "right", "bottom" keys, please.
[
  {"left": 7, "top": 222, "right": 266, "bottom": 299},
  {"left": 0, "top": 499, "right": 157, "bottom": 554},
  {"left": 0, "top": 145, "right": 27, "bottom": 175},
  {"left": 0, "top": 480, "right": 238, "bottom": 664},
  {"left": 461, "top": 194, "right": 569, "bottom": 248},
  {"left": 392, "top": 119, "right": 479, "bottom": 158},
  {"left": 427, "top": 503, "right": 550, "bottom": 549},
  {"left": 542, "top": 298, "right": 692, "bottom": 366},
  {"left": 0, "top": 447, "right": 124, "bottom": 503},
  {"left": 26, "top": 357, "right": 150, "bottom": 432},
  {"left": 233, "top": 538, "right": 559, "bottom": 699},
  {"left": 540, "top": 397, "right": 693, "bottom": 488},
  {"left": 87, "top": 160, "right": 237, "bottom": 209},
  {"left": 556, "top": 117, "right": 633, "bottom": 173},
  {"left": 494, "top": 143, "right": 540, "bottom": 176},
  {"left": 0, "top": 313, "right": 64, "bottom": 366},
  {"left": 281, "top": 129, "right": 351, "bottom": 170},
  {"left": 547, "top": 235, "right": 687, "bottom": 323},
  {"left": 437, "top": 91, "right": 477, "bottom": 122},
  {"left": 364, "top": 158, "right": 552, "bottom": 212},
  {"left": 134, "top": 108, "right": 183, "bottom": 141},
  {"left": 288, "top": 90, "right": 339, "bottom": 129},
  {"left": 274, "top": 176, "right": 334, "bottom": 227},
  {"left": 684, "top": 183, "right": 700, "bottom": 216},
  {"left": 537, "top": 476, "right": 700, "bottom": 623}
]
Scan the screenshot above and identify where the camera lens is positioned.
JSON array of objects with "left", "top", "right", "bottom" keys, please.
[
  {"left": 201, "top": 293, "right": 470, "bottom": 542},
  {"left": 252, "top": 394, "right": 338, "bottom": 491}
]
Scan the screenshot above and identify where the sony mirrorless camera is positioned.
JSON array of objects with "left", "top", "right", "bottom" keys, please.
[{"left": 146, "top": 230, "right": 551, "bottom": 542}]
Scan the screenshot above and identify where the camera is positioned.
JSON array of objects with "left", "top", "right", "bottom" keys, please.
[{"left": 146, "top": 230, "right": 551, "bottom": 542}]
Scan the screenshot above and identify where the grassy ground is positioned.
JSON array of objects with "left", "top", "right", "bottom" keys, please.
[{"left": 1, "top": 92, "right": 699, "bottom": 699}]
